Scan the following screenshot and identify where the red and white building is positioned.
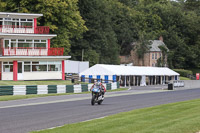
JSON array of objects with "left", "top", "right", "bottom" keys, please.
[{"left": 0, "top": 12, "right": 71, "bottom": 81}]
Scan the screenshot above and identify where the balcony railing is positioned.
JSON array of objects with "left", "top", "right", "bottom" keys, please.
[
  {"left": 0, "top": 25, "right": 49, "bottom": 34},
  {"left": 2, "top": 47, "right": 64, "bottom": 56}
]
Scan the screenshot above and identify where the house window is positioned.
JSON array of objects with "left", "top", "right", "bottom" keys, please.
[
  {"left": 24, "top": 61, "right": 31, "bottom": 72},
  {"left": 48, "top": 61, "right": 61, "bottom": 71},
  {"left": 3, "top": 62, "right": 13, "bottom": 72},
  {"left": 1, "top": 18, "right": 33, "bottom": 28},
  {"left": 20, "top": 18, "right": 33, "bottom": 28},
  {"left": 155, "top": 53, "right": 157, "bottom": 59},
  {"left": 0, "top": 18, "right": 3, "bottom": 25},
  {"left": 23, "top": 61, "right": 62, "bottom": 72},
  {"left": 3, "top": 39, "right": 47, "bottom": 48},
  {"left": 4, "top": 40, "right": 9, "bottom": 48},
  {"left": 152, "top": 53, "right": 154, "bottom": 59},
  {"left": 32, "top": 65, "right": 47, "bottom": 72}
]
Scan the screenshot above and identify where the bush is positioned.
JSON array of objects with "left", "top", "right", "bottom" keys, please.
[{"left": 173, "top": 69, "right": 193, "bottom": 77}]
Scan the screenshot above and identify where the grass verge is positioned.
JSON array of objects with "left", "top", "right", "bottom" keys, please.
[
  {"left": 0, "top": 88, "right": 127, "bottom": 101},
  {"left": 180, "top": 76, "right": 191, "bottom": 80},
  {"left": 32, "top": 98, "right": 200, "bottom": 133}
]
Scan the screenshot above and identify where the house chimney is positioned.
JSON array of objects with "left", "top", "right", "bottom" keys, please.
[{"left": 159, "top": 36, "right": 163, "bottom": 42}]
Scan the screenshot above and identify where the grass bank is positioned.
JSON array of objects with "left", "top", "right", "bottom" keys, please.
[
  {"left": 32, "top": 98, "right": 200, "bottom": 133},
  {"left": 0, "top": 88, "right": 127, "bottom": 101},
  {"left": 180, "top": 76, "right": 191, "bottom": 80}
]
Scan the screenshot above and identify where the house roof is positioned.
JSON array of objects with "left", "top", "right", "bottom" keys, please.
[
  {"left": 80, "top": 64, "right": 179, "bottom": 76},
  {"left": 149, "top": 40, "right": 168, "bottom": 52}
]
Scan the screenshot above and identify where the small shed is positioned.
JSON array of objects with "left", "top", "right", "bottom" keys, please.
[{"left": 79, "top": 64, "right": 180, "bottom": 86}]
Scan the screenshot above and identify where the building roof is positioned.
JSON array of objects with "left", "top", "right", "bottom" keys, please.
[
  {"left": 149, "top": 40, "right": 169, "bottom": 52},
  {"left": 0, "top": 56, "right": 71, "bottom": 61},
  {"left": 0, "top": 12, "right": 43, "bottom": 19},
  {"left": 80, "top": 64, "right": 179, "bottom": 76}
]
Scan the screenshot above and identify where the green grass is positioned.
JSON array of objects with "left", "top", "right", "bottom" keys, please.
[
  {"left": 180, "top": 76, "right": 191, "bottom": 80},
  {"left": 0, "top": 80, "right": 74, "bottom": 85},
  {"left": 0, "top": 88, "right": 128, "bottom": 101},
  {"left": 32, "top": 98, "right": 200, "bottom": 133}
]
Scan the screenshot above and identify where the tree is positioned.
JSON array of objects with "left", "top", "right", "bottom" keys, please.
[
  {"left": 135, "top": 32, "right": 152, "bottom": 66},
  {"left": 157, "top": 45, "right": 168, "bottom": 67}
]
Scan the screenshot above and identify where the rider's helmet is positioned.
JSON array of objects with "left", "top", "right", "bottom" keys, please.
[{"left": 96, "top": 81, "right": 101, "bottom": 86}]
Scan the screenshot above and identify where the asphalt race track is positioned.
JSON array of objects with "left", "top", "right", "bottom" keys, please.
[{"left": 0, "top": 88, "right": 200, "bottom": 133}]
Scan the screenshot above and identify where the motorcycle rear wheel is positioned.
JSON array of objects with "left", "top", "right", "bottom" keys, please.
[{"left": 98, "top": 100, "right": 103, "bottom": 105}]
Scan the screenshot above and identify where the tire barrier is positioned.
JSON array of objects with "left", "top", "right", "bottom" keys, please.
[{"left": 0, "top": 82, "right": 120, "bottom": 96}]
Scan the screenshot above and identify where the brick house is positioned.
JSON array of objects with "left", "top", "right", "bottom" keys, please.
[{"left": 120, "top": 37, "right": 168, "bottom": 67}]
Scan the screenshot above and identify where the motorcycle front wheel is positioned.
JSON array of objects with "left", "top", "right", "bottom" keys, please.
[{"left": 91, "top": 95, "right": 96, "bottom": 105}]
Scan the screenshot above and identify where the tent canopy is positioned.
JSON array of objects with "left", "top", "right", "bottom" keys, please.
[{"left": 80, "top": 64, "right": 180, "bottom": 76}]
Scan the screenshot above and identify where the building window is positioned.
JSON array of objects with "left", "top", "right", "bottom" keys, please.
[
  {"left": 155, "top": 53, "right": 157, "bottom": 59},
  {"left": 4, "top": 39, "right": 47, "bottom": 48},
  {"left": 24, "top": 61, "right": 31, "bottom": 72},
  {"left": 48, "top": 61, "right": 61, "bottom": 71},
  {"left": 1, "top": 18, "right": 33, "bottom": 28},
  {"left": 23, "top": 61, "right": 62, "bottom": 72},
  {"left": 152, "top": 53, "right": 154, "bottom": 59},
  {"left": 32, "top": 65, "right": 47, "bottom": 72},
  {"left": 3, "top": 62, "right": 13, "bottom": 72}
]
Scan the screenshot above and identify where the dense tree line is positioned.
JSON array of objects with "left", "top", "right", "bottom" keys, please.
[{"left": 0, "top": 0, "right": 200, "bottom": 68}]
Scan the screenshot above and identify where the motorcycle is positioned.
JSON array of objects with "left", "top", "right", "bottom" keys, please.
[{"left": 91, "top": 87, "right": 104, "bottom": 105}]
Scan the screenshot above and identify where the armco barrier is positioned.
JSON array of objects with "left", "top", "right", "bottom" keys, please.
[
  {"left": 81, "top": 84, "right": 88, "bottom": 92},
  {"left": 106, "top": 83, "right": 111, "bottom": 90},
  {"left": 14, "top": 85, "right": 26, "bottom": 95},
  {"left": 88, "top": 84, "right": 93, "bottom": 91},
  {"left": 117, "top": 82, "right": 120, "bottom": 89},
  {"left": 74, "top": 85, "right": 81, "bottom": 93},
  {"left": 57, "top": 85, "right": 66, "bottom": 94},
  {"left": 26, "top": 85, "right": 37, "bottom": 95},
  {"left": 0, "top": 82, "right": 119, "bottom": 96},
  {"left": 48, "top": 85, "right": 57, "bottom": 94},
  {"left": 0, "top": 86, "right": 13, "bottom": 96},
  {"left": 111, "top": 82, "right": 117, "bottom": 90},
  {"left": 37, "top": 85, "right": 48, "bottom": 94},
  {"left": 66, "top": 85, "right": 74, "bottom": 93}
]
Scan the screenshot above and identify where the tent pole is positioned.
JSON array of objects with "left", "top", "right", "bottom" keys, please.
[
  {"left": 119, "top": 75, "right": 121, "bottom": 85},
  {"left": 133, "top": 76, "right": 135, "bottom": 86},
  {"left": 155, "top": 76, "right": 156, "bottom": 85},
  {"left": 160, "top": 76, "right": 162, "bottom": 84},
  {"left": 129, "top": 75, "right": 131, "bottom": 87},
  {"left": 164, "top": 76, "right": 165, "bottom": 84},
  {"left": 125, "top": 76, "right": 126, "bottom": 87}
]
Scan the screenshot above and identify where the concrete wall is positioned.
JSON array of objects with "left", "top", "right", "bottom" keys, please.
[{"left": 180, "top": 80, "right": 200, "bottom": 89}]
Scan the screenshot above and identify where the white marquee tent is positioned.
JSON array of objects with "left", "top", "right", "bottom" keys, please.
[{"left": 80, "top": 64, "right": 180, "bottom": 86}]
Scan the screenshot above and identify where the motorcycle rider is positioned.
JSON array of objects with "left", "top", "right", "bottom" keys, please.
[{"left": 90, "top": 81, "right": 106, "bottom": 99}]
